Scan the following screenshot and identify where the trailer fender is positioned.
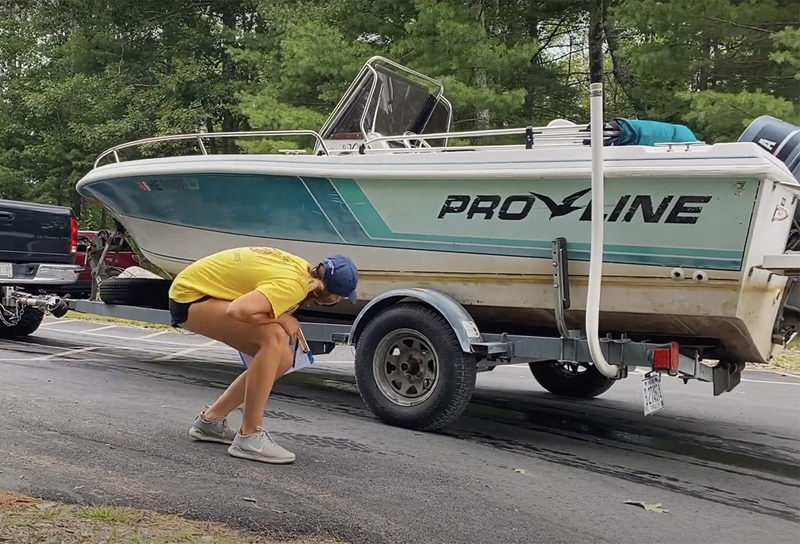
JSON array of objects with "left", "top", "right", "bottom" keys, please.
[{"left": 349, "top": 288, "right": 482, "bottom": 353}]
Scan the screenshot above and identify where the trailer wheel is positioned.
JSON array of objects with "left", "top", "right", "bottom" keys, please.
[
  {"left": 355, "top": 303, "right": 476, "bottom": 431},
  {"left": 529, "top": 360, "right": 616, "bottom": 398},
  {"left": 99, "top": 277, "right": 171, "bottom": 309},
  {"left": 0, "top": 307, "right": 44, "bottom": 338}
]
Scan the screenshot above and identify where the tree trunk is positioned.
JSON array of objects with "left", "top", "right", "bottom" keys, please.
[
  {"left": 525, "top": 11, "right": 539, "bottom": 44},
  {"left": 473, "top": 0, "right": 492, "bottom": 129},
  {"left": 220, "top": 6, "right": 240, "bottom": 154},
  {"left": 70, "top": 190, "right": 82, "bottom": 223},
  {"left": 205, "top": 119, "right": 219, "bottom": 154},
  {"left": 696, "top": 41, "right": 714, "bottom": 91},
  {"left": 221, "top": 110, "right": 239, "bottom": 154},
  {"left": 604, "top": 6, "right": 646, "bottom": 115},
  {"left": 588, "top": 0, "right": 604, "bottom": 84}
]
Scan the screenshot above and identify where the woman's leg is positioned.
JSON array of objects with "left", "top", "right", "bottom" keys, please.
[
  {"left": 205, "top": 372, "right": 248, "bottom": 421},
  {"left": 179, "top": 298, "right": 293, "bottom": 427},
  {"left": 240, "top": 325, "right": 293, "bottom": 434}
]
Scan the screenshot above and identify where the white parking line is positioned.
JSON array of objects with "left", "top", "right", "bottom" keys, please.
[
  {"left": 0, "top": 346, "right": 101, "bottom": 362},
  {"left": 154, "top": 347, "right": 208, "bottom": 361},
  {"left": 137, "top": 331, "right": 171, "bottom": 340},
  {"left": 80, "top": 324, "right": 119, "bottom": 333},
  {"left": 153, "top": 339, "right": 221, "bottom": 361},
  {"left": 741, "top": 378, "right": 800, "bottom": 386},
  {"left": 38, "top": 319, "right": 77, "bottom": 328},
  {"left": 42, "top": 329, "right": 209, "bottom": 348},
  {"left": 0, "top": 358, "right": 142, "bottom": 363},
  {"left": 0, "top": 341, "right": 236, "bottom": 362},
  {"left": 601, "top": 367, "right": 800, "bottom": 385},
  {"left": 37, "top": 324, "right": 800, "bottom": 386},
  {"left": 39, "top": 346, "right": 99, "bottom": 360}
]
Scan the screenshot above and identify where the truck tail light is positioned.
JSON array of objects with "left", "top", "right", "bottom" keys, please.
[
  {"left": 70, "top": 217, "right": 79, "bottom": 255},
  {"left": 652, "top": 342, "right": 680, "bottom": 375}
]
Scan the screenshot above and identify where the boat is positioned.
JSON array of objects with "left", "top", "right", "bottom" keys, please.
[{"left": 76, "top": 56, "right": 800, "bottom": 366}]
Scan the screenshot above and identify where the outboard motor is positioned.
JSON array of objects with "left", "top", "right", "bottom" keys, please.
[
  {"left": 739, "top": 115, "right": 800, "bottom": 182},
  {"left": 740, "top": 116, "right": 800, "bottom": 251},
  {"left": 742, "top": 117, "right": 800, "bottom": 345}
]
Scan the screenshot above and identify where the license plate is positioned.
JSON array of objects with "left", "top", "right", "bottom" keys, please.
[
  {"left": 0, "top": 263, "right": 12, "bottom": 279},
  {"left": 642, "top": 373, "right": 665, "bottom": 416}
]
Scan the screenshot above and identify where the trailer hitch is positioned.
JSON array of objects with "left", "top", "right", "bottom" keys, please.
[
  {"left": 0, "top": 286, "right": 69, "bottom": 325},
  {"left": 15, "top": 293, "right": 69, "bottom": 318}
]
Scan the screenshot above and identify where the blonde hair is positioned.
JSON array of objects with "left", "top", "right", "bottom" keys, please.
[
  {"left": 306, "top": 263, "right": 326, "bottom": 294},
  {"left": 305, "top": 268, "right": 341, "bottom": 305},
  {"left": 308, "top": 276, "right": 325, "bottom": 294}
]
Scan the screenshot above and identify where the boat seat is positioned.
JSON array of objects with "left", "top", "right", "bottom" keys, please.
[
  {"left": 366, "top": 131, "right": 391, "bottom": 150},
  {"left": 547, "top": 119, "right": 577, "bottom": 127}
]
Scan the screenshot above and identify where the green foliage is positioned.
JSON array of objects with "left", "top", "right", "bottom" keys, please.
[
  {"left": 614, "top": 0, "right": 798, "bottom": 141},
  {"left": 770, "top": 26, "right": 800, "bottom": 78},
  {"left": 390, "top": 0, "right": 537, "bottom": 128},
  {"left": 0, "top": 0, "right": 796, "bottom": 224},
  {"left": 235, "top": 1, "right": 374, "bottom": 124},
  {"left": 0, "top": 0, "right": 265, "bottom": 222},
  {"left": 681, "top": 90, "right": 800, "bottom": 143}
]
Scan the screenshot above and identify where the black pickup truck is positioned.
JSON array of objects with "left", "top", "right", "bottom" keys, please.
[{"left": 0, "top": 199, "right": 77, "bottom": 337}]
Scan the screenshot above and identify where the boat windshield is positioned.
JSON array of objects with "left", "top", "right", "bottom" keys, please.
[{"left": 319, "top": 58, "right": 451, "bottom": 151}]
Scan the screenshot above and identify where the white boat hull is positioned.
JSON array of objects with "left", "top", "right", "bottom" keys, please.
[
  {"left": 115, "top": 161, "right": 793, "bottom": 365},
  {"left": 79, "top": 144, "right": 798, "bottom": 362}
]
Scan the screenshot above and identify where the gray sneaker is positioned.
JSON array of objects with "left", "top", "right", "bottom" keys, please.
[
  {"left": 227, "top": 428, "right": 296, "bottom": 464},
  {"left": 188, "top": 412, "right": 237, "bottom": 445}
]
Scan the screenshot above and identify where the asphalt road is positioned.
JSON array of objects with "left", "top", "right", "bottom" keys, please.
[{"left": 0, "top": 317, "right": 798, "bottom": 543}]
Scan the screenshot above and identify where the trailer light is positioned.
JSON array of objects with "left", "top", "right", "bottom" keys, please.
[{"left": 652, "top": 342, "right": 679, "bottom": 375}]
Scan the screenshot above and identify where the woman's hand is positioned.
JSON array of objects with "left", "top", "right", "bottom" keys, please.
[{"left": 275, "top": 314, "right": 300, "bottom": 338}]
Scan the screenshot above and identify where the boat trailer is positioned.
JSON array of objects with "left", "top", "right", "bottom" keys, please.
[
  {"left": 7, "top": 233, "right": 800, "bottom": 431},
  {"left": 42, "top": 228, "right": 796, "bottom": 430}
]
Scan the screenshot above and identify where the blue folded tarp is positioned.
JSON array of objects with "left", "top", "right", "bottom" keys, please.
[{"left": 614, "top": 118, "right": 698, "bottom": 146}]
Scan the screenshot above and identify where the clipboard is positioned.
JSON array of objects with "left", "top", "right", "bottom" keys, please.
[{"left": 238, "top": 327, "right": 315, "bottom": 375}]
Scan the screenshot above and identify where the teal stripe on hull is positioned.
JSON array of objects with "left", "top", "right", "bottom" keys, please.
[
  {"left": 330, "top": 179, "right": 745, "bottom": 261},
  {"left": 78, "top": 172, "right": 754, "bottom": 271}
]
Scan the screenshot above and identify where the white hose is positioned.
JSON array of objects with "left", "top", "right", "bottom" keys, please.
[{"left": 586, "top": 82, "right": 619, "bottom": 379}]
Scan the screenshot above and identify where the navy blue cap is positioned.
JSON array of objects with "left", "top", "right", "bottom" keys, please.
[{"left": 322, "top": 255, "right": 358, "bottom": 303}]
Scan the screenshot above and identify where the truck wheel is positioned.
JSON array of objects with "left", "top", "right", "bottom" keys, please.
[
  {"left": 0, "top": 307, "right": 44, "bottom": 338},
  {"left": 99, "top": 277, "right": 171, "bottom": 309},
  {"left": 354, "top": 303, "right": 477, "bottom": 431},
  {"left": 529, "top": 361, "right": 616, "bottom": 398}
]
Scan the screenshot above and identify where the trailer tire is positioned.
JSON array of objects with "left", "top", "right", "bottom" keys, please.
[
  {"left": 529, "top": 360, "right": 616, "bottom": 398},
  {"left": 99, "top": 277, "right": 172, "bottom": 309},
  {"left": 0, "top": 307, "right": 44, "bottom": 338},
  {"left": 355, "top": 303, "right": 476, "bottom": 431}
]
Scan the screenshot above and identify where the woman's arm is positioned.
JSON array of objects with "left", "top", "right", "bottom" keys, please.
[
  {"left": 226, "top": 290, "right": 276, "bottom": 324},
  {"left": 226, "top": 290, "right": 300, "bottom": 336}
]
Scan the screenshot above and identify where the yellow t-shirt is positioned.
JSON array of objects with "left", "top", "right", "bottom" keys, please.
[{"left": 168, "top": 247, "right": 313, "bottom": 317}]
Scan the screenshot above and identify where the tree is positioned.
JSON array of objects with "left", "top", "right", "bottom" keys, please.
[
  {"left": 613, "top": 0, "right": 799, "bottom": 141},
  {"left": 0, "top": 0, "right": 796, "bottom": 221},
  {"left": 0, "top": 0, "right": 266, "bottom": 224},
  {"left": 238, "top": 0, "right": 538, "bottom": 135}
]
